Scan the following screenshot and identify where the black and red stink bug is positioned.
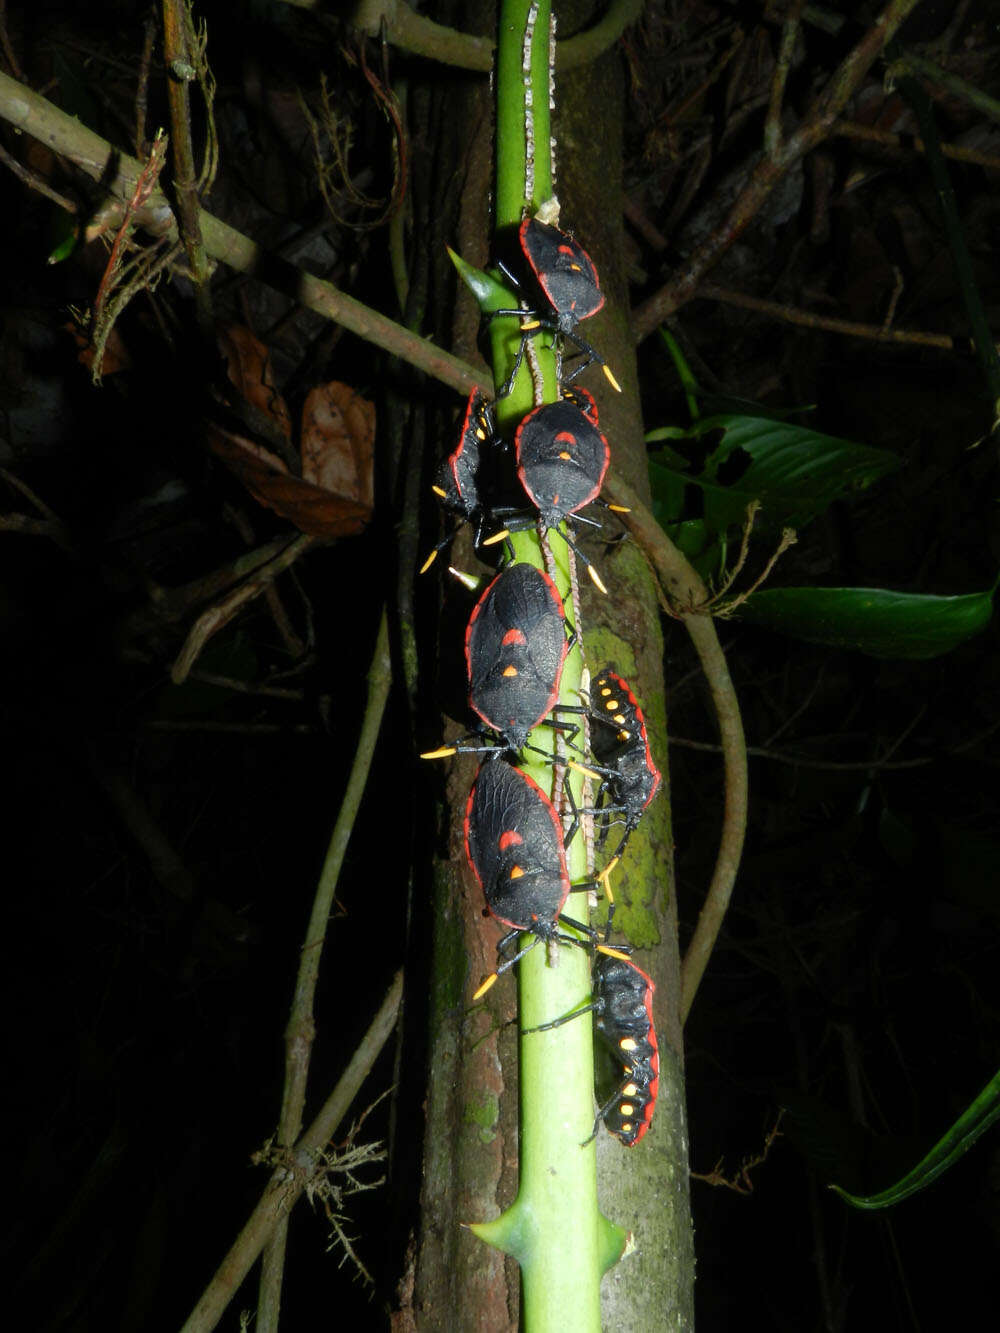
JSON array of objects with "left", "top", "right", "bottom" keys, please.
[
  {"left": 492, "top": 217, "right": 621, "bottom": 397},
  {"left": 433, "top": 388, "right": 494, "bottom": 522},
  {"left": 421, "top": 390, "right": 512, "bottom": 573},
  {"left": 463, "top": 758, "right": 624, "bottom": 997},
  {"left": 584, "top": 669, "right": 661, "bottom": 870},
  {"left": 420, "top": 564, "right": 585, "bottom": 763},
  {"left": 513, "top": 399, "right": 612, "bottom": 591},
  {"left": 526, "top": 954, "right": 659, "bottom": 1146},
  {"left": 592, "top": 956, "right": 659, "bottom": 1146},
  {"left": 515, "top": 400, "right": 610, "bottom": 528},
  {"left": 520, "top": 217, "right": 605, "bottom": 329},
  {"left": 560, "top": 383, "right": 600, "bottom": 426},
  {"left": 464, "top": 563, "right": 570, "bottom": 751}
]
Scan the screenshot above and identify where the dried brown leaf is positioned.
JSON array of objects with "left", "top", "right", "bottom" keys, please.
[
  {"left": 207, "top": 422, "right": 370, "bottom": 539},
  {"left": 217, "top": 324, "right": 293, "bottom": 442},
  {"left": 300, "top": 381, "right": 375, "bottom": 514}
]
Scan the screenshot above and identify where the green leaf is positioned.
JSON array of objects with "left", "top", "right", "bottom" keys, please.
[
  {"left": 655, "top": 325, "right": 813, "bottom": 424},
  {"left": 447, "top": 247, "right": 516, "bottom": 315},
  {"left": 733, "top": 586, "right": 994, "bottom": 659},
  {"left": 46, "top": 208, "right": 78, "bottom": 265},
  {"left": 647, "top": 414, "right": 900, "bottom": 537},
  {"left": 832, "top": 1068, "right": 1000, "bottom": 1210}
]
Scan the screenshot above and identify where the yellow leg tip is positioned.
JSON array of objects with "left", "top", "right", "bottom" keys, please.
[{"left": 472, "top": 973, "right": 499, "bottom": 1001}]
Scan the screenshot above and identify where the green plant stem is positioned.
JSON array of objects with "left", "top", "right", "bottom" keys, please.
[{"left": 465, "top": 4, "right": 615, "bottom": 1328}]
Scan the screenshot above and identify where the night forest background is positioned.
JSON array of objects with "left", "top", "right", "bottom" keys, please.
[{"left": 3, "top": 1, "right": 999, "bottom": 1329}]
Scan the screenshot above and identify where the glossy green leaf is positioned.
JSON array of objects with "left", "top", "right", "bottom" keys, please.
[
  {"left": 647, "top": 414, "right": 900, "bottom": 537},
  {"left": 733, "top": 586, "right": 994, "bottom": 659},
  {"left": 832, "top": 1068, "right": 1000, "bottom": 1209}
]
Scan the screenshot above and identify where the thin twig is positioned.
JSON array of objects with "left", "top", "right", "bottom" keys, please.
[
  {"left": 256, "top": 609, "right": 392, "bottom": 1332},
  {"left": 632, "top": 0, "right": 922, "bottom": 339},
  {"left": 178, "top": 970, "right": 404, "bottom": 1333},
  {"left": 145, "top": 533, "right": 297, "bottom": 622},
  {"left": 834, "top": 118, "right": 1000, "bottom": 174},
  {"left": 171, "top": 533, "right": 316, "bottom": 683},
  {"left": 0, "top": 466, "right": 61, "bottom": 520},
  {"left": 0, "top": 70, "right": 486, "bottom": 398},
  {"left": 894, "top": 61, "right": 1000, "bottom": 422},
  {"left": 600, "top": 468, "right": 748, "bottom": 1027},
  {"left": 764, "top": 0, "right": 803, "bottom": 156},
  {"left": 0, "top": 511, "right": 77, "bottom": 552},
  {"left": 0, "top": 138, "right": 77, "bottom": 211},
  {"left": 186, "top": 671, "right": 305, "bottom": 700},
  {"left": 895, "top": 47, "right": 1000, "bottom": 126},
  {"left": 350, "top": 0, "right": 642, "bottom": 72},
  {"left": 162, "top": 0, "right": 212, "bottom": 331},
  {"left": 669, "top": 735, "right": 930, "bottom": 771},
  {"left": 691, "top": 1112, "right": 784, "bottom": 1195},
  {"left": 134, "top": 11, "right": 157, "bottom": 155},
  {"left": 695, "top": 282, "right": 992, "bottom": 353}
]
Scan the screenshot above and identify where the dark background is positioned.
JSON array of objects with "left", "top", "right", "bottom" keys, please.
[{"left": 2, "top": 1, "right": 999, "bottom": 1329}]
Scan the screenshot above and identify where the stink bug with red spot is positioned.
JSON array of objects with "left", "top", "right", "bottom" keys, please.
[
  {"left": 513, "top": 399, "right": 613, "bottom": 591},
  {"left": 420, "top": 563, "right": 582, "bottom": 764},
  {"left": 520, "top": 217, "right": 605, "bottom": 331},
  {"left": 491, "top": 217, "right": 621, "bottom": 398},
  {"left": 464, "top": 758, "right": 624, "bottom": 997},
  {"left": 464, "top": 563, "right": 570, "bottom": 750},
  {"left": 592, "top": 956, "right": 659, "bottom": 1146},
  {"left": 515, "top": 400, "right": 610, "bottom": 529}
]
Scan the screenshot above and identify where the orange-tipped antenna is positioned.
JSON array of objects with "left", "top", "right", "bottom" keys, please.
[
  {"left": 481, "top": 529, "right": 511, "bottom": 546},
  {"left": 603, "top": 364, "right": 622, "bottom": 392},
  {"left": 567, "top": 757, "right": 604, "bottom": 782},
  {"left": 419, "top": 549, "right": 440, "bottom": 575},
  {"left": 420, "top": 745, "right": 458, "bottom": 760}
]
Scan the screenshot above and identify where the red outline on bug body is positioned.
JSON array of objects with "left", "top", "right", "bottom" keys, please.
[
  {"left": 519, "top": 217, "right": 605, "bottom": 329},
  {"left": 593, "top": 670, "right": 662, "bottom": 818},
  {"left": 463, "top": 760, "right": 572, "bottom": 932},
  {"left": 464, "top": 565, "right": 569, "bottom": 748},
  {"left": 514, "top": 401, "right": 610, "bottom": 526}
]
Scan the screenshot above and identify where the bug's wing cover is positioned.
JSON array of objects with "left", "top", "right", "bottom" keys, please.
[{"left": 517, "top": 403, "right": 609, "bottom": 519}]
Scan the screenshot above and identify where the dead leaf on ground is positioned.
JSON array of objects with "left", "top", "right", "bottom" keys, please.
[
  {"left": 217, "top": 324, "right": 293, "bottom": 442},
  {"left": 301, "top": 381, "right": 375, "bottom": 514},
  {"left": 207, "top": 422, "right": 371, "bottom": 539}
]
